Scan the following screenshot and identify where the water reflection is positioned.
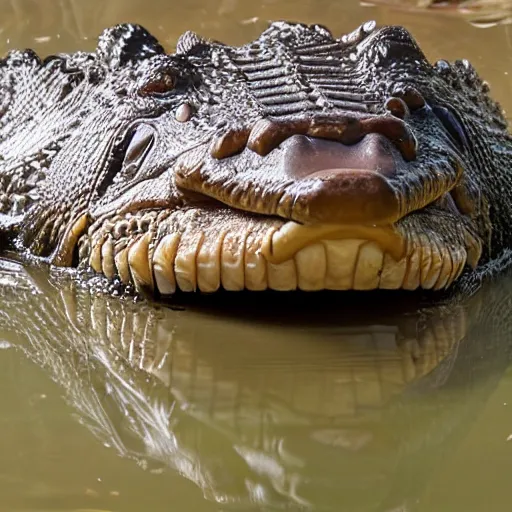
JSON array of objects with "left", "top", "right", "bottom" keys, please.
[
  {"left": 366, "top": 0, "right": 512, "bottom": 28},
  {"left": 0, "top": 259, "right": 511, "bottom": 510}
]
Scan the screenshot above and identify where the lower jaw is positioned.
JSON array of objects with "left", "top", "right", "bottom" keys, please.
[{"left": 79, "top": 207, "right": 479, "bottom": 295}]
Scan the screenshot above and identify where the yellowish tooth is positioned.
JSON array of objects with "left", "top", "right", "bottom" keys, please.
[
  {"left": 353, "top": 241, "right": 383, "bottom": 290},
  {"left": 465, "top": 231, "right": 482, "bottom": 269},
  {"left": 101, "top": 236, "right": 115, "bottom": 280},
  {"left": 263, "top": 222, "right": 404, "bottom": 264},
  {"left": 115, "top": 247, "right": 131, "bottom": 285},
  {"left": 267, "top": 259, "right": 297, "bottom": 291},
  {"left": 418, "top": 234, "right": 433, "bottom": 289},
  {"left": 244, "top": 231, "right": 269, "bottom": 291},
  {"left": 403, "top": 234, "right": 421, "bottom": 290},
  {"left": 53, "top": 213, "right": 88, "bottom": 266},
  {"left": 421, "top": 238, "right": 442, "bottom": 289},
  {"left": 128, "top": 233, "right": 154, "bottom": 292},
  {"left": 174, "top": 232, "right": 203, "bottom": 292},
  {"left": 295, "top": 243, "right": 326, "bottom": 291},
  {"left": 153, "top": 233, "right": 180, "bottom": 295},
  {"left": 324, "top": 239, "right": 363, "bottom": 290},
  {"left": 89, "top": 237, "right": 104, "bottom": 273},
  {"left": 197, "top": 230, "right": 225, "bottom": 293},
  {"left": 379, "top": 253, "right": 407, "bottom": 289},
  {"left": 449, "top": 246, "right": 467, "bottom": 285},
  {"left": 221, "top": 231, "right": 246, "bottom": 291},
  {"left": 434, "top": 247, "right": 453, "bottom": 290}
]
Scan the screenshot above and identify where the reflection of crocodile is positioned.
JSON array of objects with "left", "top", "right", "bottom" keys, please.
[
  {"left": 0, "top": 20, "right": 511, "bottom": 296},
  {"left": 0, "top": 258, "right": 510, "bottom": 510}
]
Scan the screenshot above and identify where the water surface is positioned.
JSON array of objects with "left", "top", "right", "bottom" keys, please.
[{"left": 0, "top": 1, "right": 511, "bottom": 511}]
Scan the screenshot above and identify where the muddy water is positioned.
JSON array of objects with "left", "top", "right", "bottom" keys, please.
[{"left": 0, "top": 0, "right": 511, "bottom": 511}]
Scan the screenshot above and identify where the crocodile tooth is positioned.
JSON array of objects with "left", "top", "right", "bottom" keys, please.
[
  {"left": 263, "top": 222, "right": 404, "bottom": 264},
  {"left": 324, "top": 239, "right": 363, "bottom": 290},
  {"left": 465, "top": 231, "right": 482, "bottom": 269},
  {"left": 353, "top": 241, "right": 384, "bottom": 290},
  {"left": 128, "top": 233, "right": 154, "bottom": 292},
  {"left": 89, "top": 237, "right": 104, "bottom": 273},
  {"left": 421, "top": 237, "right": 442, "bottom": 289},
  {"left": 221, "top": 231, "right": 247, "bottom": 291},
  {"left": 379, "top": 252, "right": 407, "bottom": 289},
  {"left": 267, "top": 259, "right": 297, "bottom": 291},
  {"left": 114, "top": 246, "right": 131, "bottom": 285},
  {"left": 418, "top": 233, "right": 433, "bottom": 289},
  {"left": 153, "top": 233, "right": 180, "bottom": 295},
  {"left": 295, "top": 243, "right": 326, "bottom": 291},
  {"left": 101, "top": 235, "right": 115, "bottom": 280},
  {"left": 196, "top": 230, "right": 225, "bottom": 293},
  {"left": 174, "top": 232, "right": 203, "bottom": 292},
  {"left": 449, "top": 245, "right": 467, "bottom": 285},
  {"left": 53, "top": 213, "right": 88, "bottom": 266},
  {"left": 244, "top": 230, "right": 269, "bottom": 291},
  {"left": 434, "top": 246, "right": 453, "bottom": 290},
  {"left": 403, "top": 233, "right": 421, "bottom": 290}
]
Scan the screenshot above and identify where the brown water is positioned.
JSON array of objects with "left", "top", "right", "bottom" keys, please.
[{"left": 0, "top": 1, "right": 512, "bottom": 511}]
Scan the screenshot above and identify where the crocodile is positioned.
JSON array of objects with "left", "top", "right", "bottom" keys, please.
[{"left": 0, "top": 21, "right": 511, "bottom": 296}]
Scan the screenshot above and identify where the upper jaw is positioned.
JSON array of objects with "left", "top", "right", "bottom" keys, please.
[
  {"left": 174, "top": 109, "right": 465, "bottom": 230},
  {"left": 56, "top": 111, "right": 482, "bottom": 294}
]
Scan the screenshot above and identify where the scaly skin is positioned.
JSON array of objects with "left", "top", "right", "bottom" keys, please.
[{"left": 0, "top": 21, "right": 511, "bottom": 296}]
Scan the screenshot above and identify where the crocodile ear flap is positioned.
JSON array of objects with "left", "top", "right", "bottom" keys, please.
[{"left": 97, "top": 23, "right": 165, "bottom": 69}]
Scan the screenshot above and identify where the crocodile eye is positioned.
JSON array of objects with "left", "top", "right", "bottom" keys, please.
[
  {"left": 138, "top": 70, "right": 177, "bottom": 97},
  {"left": 432, "top": 105, "right": 469, "bottom": 150}
]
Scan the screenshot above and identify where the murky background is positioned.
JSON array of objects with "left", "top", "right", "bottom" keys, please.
[{"left": 0, "top": 0, "right": 511, "bottom": 511}]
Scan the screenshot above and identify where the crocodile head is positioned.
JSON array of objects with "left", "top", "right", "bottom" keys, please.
[{"left": 5, "top": 21, "right": 512, "bottom": 294}]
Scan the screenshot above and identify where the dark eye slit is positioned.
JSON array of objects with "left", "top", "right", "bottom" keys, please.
[
  {"left": 432, "top": 105, "right": 470, "bottom": 150},
  {"left": 95, "top": 129, "right": 136, "bottom": 197}
]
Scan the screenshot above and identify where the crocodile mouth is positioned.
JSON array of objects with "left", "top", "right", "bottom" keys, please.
[
  {"left": 72, "top": 125, "right": 483, "bottom": 294},
  {"left": 77, "top": 199, "right": 481, "bottom": 295}
]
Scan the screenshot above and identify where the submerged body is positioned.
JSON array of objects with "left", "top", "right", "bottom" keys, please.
[{"left": 0, "top": 21, "right": 510, "bottom": 296}]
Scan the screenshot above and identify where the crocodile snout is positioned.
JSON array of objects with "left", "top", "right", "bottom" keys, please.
[{"left": 277, "top": 134, "right": 401, "bottom": 224}]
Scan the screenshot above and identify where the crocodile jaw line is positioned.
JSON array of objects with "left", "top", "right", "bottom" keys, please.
[{"left": 84, "top": 210, "right": 480, "bottom": 294}]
